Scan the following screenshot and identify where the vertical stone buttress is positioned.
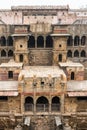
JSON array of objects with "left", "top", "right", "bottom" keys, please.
[{"left": 52, "top": 36, "right": 68, "bottom": 65}]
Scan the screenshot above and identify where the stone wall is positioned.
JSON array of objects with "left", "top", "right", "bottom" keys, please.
[
  {"left": 29, "top": 49, "right": 53, "bottom": 65},
  {"left": 66, "top": 66, "right": 84, "bottom": 81}
]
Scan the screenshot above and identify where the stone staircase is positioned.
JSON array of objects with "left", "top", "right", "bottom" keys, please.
[{"left": 29, "top": 116, "right": 56, "bottom": 130}]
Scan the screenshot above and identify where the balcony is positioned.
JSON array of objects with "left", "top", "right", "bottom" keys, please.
[
  {"left": 25, "top": 103, "right": 34, "bottom": 111},
  {"left": 36, "top": 104, "right": 49, "bottom": 112},
  {"left": 51, "top": 104, "right": 60, "bottom": 111},
  {"left": 25, "top": 103, "right": 60, "bottom": 112}
]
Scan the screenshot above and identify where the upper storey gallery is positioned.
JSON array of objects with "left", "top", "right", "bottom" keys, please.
[{"left": 0, "top": 5, "right": 86, "bottom": 25}]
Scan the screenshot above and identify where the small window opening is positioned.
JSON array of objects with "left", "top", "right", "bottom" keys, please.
[
  {"left": 41, "top": 81, "right": 44, "bottom": 87},
  {"left": 20, "top": 45, "right": 23, "bottom": 48},
  {"left": 77, "top": 97, "right": 87, "bottom": 100},
  {"left": 8, "top": 71, "right": 13, "bottom": 79},
  {"left": 0, "top": 96, "right": 8, "bottom": 101},
  {"left": 59, "top": 44, "right": 61, "bottom": 47}
]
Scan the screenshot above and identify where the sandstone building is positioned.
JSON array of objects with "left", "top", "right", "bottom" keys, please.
[{"left": 0, "top": 5, "right": 87, "bottom": 130}]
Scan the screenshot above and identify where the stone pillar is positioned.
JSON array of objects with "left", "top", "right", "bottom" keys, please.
[
  {"left": 72, "top": 35, "right": 74, "bottom": 47},
  {"left": 44, "top": 36, "right": 46, "bottom": 48},
  {"left": 63, "top": 119, "right": 71, "bottom": 130},
  {"left": 72, "top": 124, "right": 77, "bottom": 130},
  {"left": 21, "top": 94, "right": 24, "bottom": 113},
  {"left": 15, "top": 54, "right": 19, "bottom": 62},
  {"left": 14, "top": 125, "right": 22, "bottom": 130},
  {"left": 24, "top": 54, "right": 29, "bottom": 65},
  {"left": 49, "top": 100, "right": 51, "bottom": 114},
  {"left": 33, "top": 88, "right": 36, "bottom": 114},
  {"left": 35, "top": 36, "right": 37, "bottom": 48},
  {"left": 20, "top": 81, "right": 25, "bottom": 114},
  {"left": 60, "top": 94, "right": 64, "bottom": 113}
]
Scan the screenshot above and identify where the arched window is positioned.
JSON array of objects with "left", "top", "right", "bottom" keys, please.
[
  {"left": 37, "top": 35, "right": 44, "bottom": 48},
  {"left": 19, "top": 54, "right": 23, "bottom": 62},
  {"left": 59, "top": 54, "right": 62, "bottom": 62},
  {"left": 51, "top": 96, "right": 60, "bottom": 111},
  {"left": 1, "top": 36, "right": 6, "bottom": 46},
  {"left": 81, "top": 50, "right": 86, "bottom": 57},
  {"left": 25, "top": 96, "right": 34, "bottom": 111},
  {"left": 7, "top": 36, "right": 13, "bottom": 46},
  {"left": 74, "top": 36, "right": 79, "bottom": 46},
  {"left": 8, "top": 50, "right": 13, "bottom": 57},
  {"left": 81, "top": 36, "right": 86, "bottom": 46},
  {"left": 28, "top": 36, "right": 35, "bottom": 48},
  {"left": 1, "top": 50, "right": 6, "bottom": 57},
  {"left": 46, "top": 35, "right": 53, "bottom": 48},
  {"left": 36, "top": 96, "right": 49, "bottom": 112},
  {"left": 71, "top": 72, "right": 75, "bottom": 80},
  {"left": 74, "top": 50, "right": 79, "bottom": 57},
  {"left": 67, "top": 50, "right": 72, "bottom": 57},
  {"left": 67, "top": 36, "right": 73, "bottom": 46}
]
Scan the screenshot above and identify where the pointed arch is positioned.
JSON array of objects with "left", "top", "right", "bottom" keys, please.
[
  {"left": 74, "top": 36, "right": 79, "bottom": 46},
  {"left": 37, "top": 35, "right": 44, "bottom": 48},
  {"left": 7, "top": 36, "right": 13, "bottom": 46},
  {"left": 81, "top": 36, "right": 86, "bottom": 45},
  {"left": 1, "top": 36, "right": 6, "bottom": 46},
  {"left": 46, "top": 35, "right": 53, "bottom": 48},
  {"left": 1, "top": 49, "right": 6, "bottom": 57},
  {"left": 74, "top": 50, "right": 79, "bottom": 57},
  {"left": 51, "top": 96, "right": 60, "bottom": 111},
  {"left": 67, "top": 50, "right": 72, "bottom": 57},
  {"left": 8, "top": 50, "right": 13, "bottom": 57},
  {"left": 36, "top": 96, "right": 49, "bottom": 112},
  {"left": 28, "top": 35, "right": 35, "bottom": 48},
  {"left": 81, "top": 50, "right": 86, "bottom": 57},
  {"left": 25, "top": 96, "right": 34, "bottom": 111},
  {"left": 67, "top": 36, "right": 73, "bottom": 46}
]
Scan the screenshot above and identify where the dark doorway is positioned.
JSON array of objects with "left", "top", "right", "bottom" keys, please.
[
  {"left": 8, "top": 71, "right": 13, "bottom": 79},
  {"left": 59, "top": 54, "right": 62, "bottom": 62},
  {"left": 71, "top": 72, "right": 75, "bottom": 80},
  {"left": 19, "top": 54, "right": 23, "bottom": 62}
]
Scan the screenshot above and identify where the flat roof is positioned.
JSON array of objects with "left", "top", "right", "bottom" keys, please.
[
  {"left": 19, "top": 66, "right": 66, "bottom": 78},
  {"left": 11, "top": 34, "right": 31, "bottom": 37},
  {"left": 0, "top": 60, "right": 23, "bottom": 68},
  {"left": 59, "top": 61, "right": 84, "bottom": 67},
  {"left": 11, "top": 5, "right": 68, "bottom": 10},
  {"left": 0, "top": 81, "right": 18, "bottom": 91},
  {"left": 50, "top": 34, "right": 70, "bottom": 37},
  {"left": 67, "top": 80, "right": 87, "bottom": 91},
  {"left": 67, "top": 92, "right": 87, "bottom": 97}
]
